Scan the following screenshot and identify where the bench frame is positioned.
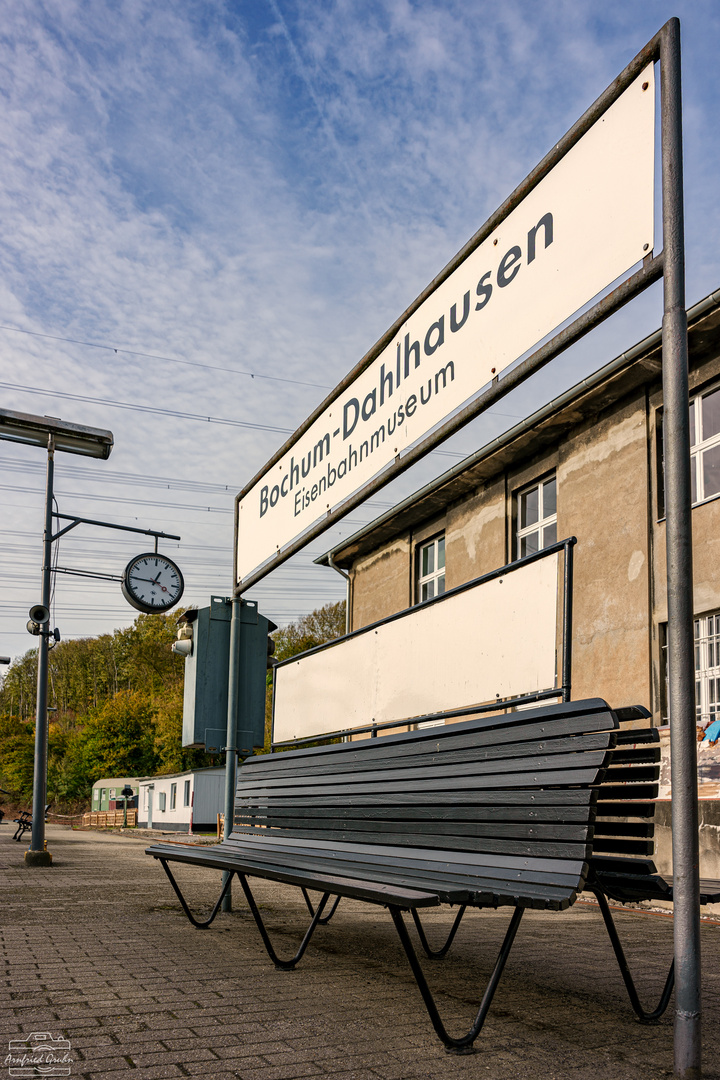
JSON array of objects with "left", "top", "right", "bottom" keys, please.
[
  {"left": 149, "top": 703, "right": 720, "bottom": 1051},
  {"left": 155, "top": 852, "right": 526, "bottom": 1052},
  {"left": 13, "top": 804, "right": 50, "bottom": 842},
  {"left": 150, "top": 698, "right": 652, "bottom": 1052}
]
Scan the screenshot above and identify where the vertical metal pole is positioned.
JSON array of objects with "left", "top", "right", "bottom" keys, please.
[
  {"left": 661, "top": 18, "right": 702, "bottom": 1078},
  {"left": 29, "top": 435, "right": 54, "bottom": 862},
  {"left": 561, "top": 539, "right": 575, "bottom": 703},
  {"left": 221, "top": 596, "right": 242, "bottom": 912}
]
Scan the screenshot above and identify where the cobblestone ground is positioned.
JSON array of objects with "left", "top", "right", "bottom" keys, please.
[{"left": 1, "top": 825, "right": 718, "bottom": 1080}]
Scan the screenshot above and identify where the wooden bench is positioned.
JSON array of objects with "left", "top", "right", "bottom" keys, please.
[
  {"left": 585, "top": 713, "right": 720, "bottom": 1023},
  {"left": 150, "top": 696, "right": 644, "bottom": 1052}
]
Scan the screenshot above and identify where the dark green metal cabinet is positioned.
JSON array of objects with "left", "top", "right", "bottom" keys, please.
[{"left": 180, "top": 596, "right": 274, "bottom": 755}]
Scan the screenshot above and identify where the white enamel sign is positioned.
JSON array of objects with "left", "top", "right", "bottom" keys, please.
[
  {"left": 273, "top": 553, "right": 559, "bottom": 743},
  {"left": 237, "top": 65, "right": 654, "bottom": 585}
]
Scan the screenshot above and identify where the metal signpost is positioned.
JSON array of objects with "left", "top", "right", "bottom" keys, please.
[{"left": 231, "top": 19, "right": 698, "bottom": 1074}]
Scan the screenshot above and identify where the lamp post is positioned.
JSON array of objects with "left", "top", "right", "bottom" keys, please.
[{"left": 0, "top": 408, "right": 113, "bottom": 866}]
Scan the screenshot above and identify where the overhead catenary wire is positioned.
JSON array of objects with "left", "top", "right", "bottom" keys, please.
[
  {"left": 0, "top": 322, "right": 332, "bottom": 390},
  {"left": 0, "top": 380, "right": 294, "bottom": 433}
]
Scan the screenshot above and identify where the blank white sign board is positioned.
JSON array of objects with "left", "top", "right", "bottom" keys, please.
[{"left": 273, "top": 552, "right": 559, "bottom": 743}]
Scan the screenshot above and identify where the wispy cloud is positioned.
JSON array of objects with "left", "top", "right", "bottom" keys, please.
[{"left": 0, "top": 0, "right": 718, "bottom": 658}]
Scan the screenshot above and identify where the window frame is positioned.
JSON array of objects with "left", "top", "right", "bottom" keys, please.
[
  {"left": 657, "top": 379, "right": 720, "bottom": 518},
  {"left": 514, "top": 473, "right": 558, "bottom": 560},
  {"left": 158, "top": 791, "right": 166, "bottom": 813},
  {"left": 661, "top": 609, "right": 720, "bottom": 727},
  {"left": 183, "top": 779, "right": 191, "bottom": 807},
  {"left": 170, "top": 783, "right": 177, "bottom": 810},
  {"left": 415, "top": 533, "right": 446, "bottom": 604}
]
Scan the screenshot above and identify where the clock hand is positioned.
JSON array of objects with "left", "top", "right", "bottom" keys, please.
[{"left": 133, "top": 576, "right": 169, "bottom": 591}]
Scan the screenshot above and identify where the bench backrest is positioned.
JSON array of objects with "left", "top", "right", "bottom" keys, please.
[
  {"left": 591, "top": 714, "right": 661, "bottom": 877},
  {"left": 233, "top": 698, "right": 620, "bottom": 908}
]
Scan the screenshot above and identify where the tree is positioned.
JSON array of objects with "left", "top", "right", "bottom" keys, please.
[
  {"left": 0, "top": 611, "right": 186, "bottom": 808},
  {"left": 81, "top": 690, "right": 158, "bottom": 781},
  {"left": 271, "top": 601, "right": 346, "bottom": 663}
]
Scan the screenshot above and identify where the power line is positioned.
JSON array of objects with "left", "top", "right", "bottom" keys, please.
[
  {"left": 0, "top": 456, "right": 236, "bottom": 495},
  {"left": 0, "top": 483, "right": 233, "bottom": 514},
  {"left": 0, "top": 500, "right": 237, "bottom": 529},
  {"left": 0, "top": 380, "right": 294, "bottom": 434},
  {"left": 0, "top": 322, "right": 332, "bottom": 390}
]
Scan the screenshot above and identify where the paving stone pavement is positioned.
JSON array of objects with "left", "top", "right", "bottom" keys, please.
[{"left": 1, "top": 825, "right": 718, "bottom": 1080}]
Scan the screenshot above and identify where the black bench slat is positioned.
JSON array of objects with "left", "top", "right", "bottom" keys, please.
[
  {"left": 593, "top": 820, "right": 654, "bottom": 837},
  {"left": 609, "top": 745, "right": 661, "bottom": 764},
  {"left": 219, "top": 841, "right": 589, "bottom": 906},
  {"left": 253, "top": 698, "right": 616, "bottom": 767},
  {"left": 589, "top": 728, "right": 720, "bottom": 910},
  {"left": 601, "top": 764, "right": 659, "bottom": 783},
  {"left": 239, "top": 750, "right": 610, "bottom": 793},
  {"left": 237, "top": 787, "right": 597, "bottom": 808},
  {"left": 246, "top": 729, "right": 616, "bottom": 779},
  {"left": 614, "top": 727, "right": 658, "bottom": 743},
  {"left": 589, "top": 837, "right": 655, "bottom": 856},
  {"left": 222, "top": 833, "right": 589, "bottom": 885},
  {"left": 240, "top": 765, "right": 606, "bottom": 800},
  {"left": 231, "top": 823, "right": 592, "bottom": 860},
  {"left": 594, "top": 801, "right": 656, "bottom": 817},
  {"left": 236, "top": 815, "right": 592, "bottom": 841},
  {"left": 153, "top": 839, "right": 584, "bottom": 909},
  {"left": 597, "top": 784, "right": 659, "bottom": 801},
  {"left": 236, "top": 802, "right": 595, "bottom": 825},
  {"left": 147, "top": 842, "right": 443, "bottom": 907}
]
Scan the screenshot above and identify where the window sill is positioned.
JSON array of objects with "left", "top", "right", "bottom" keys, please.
[{"left": 656, "top": 488, "right": 720, "bottom": 524}]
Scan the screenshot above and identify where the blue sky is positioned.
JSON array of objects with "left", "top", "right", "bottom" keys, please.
[{"left": 1, "top": 0, "right": 719, "bottom": 663}]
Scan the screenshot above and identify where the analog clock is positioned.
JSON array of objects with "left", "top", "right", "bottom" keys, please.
[{"left": 121, "top": 553, "right": 184, "bottom": 615}]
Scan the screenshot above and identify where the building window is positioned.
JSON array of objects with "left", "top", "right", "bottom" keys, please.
[
  {"left": 661, "top": 610, "right": 720, "bottom": 728},
  {"left": 690, "top": 385, "right": 720, "bottom": 505},
  {"left": 695, "top": 612, "right": 720, "bottom": 728},
  {"left": 93, "top": 790, "right": 99, "bottom": 802},
  {"left": 658, "top": 383, "right": 720, "bottom": 515},
  {"left": 416, "top": 534, "right": 445, "bottom": 602},
  {"left": 183, "top": 780, "right": 191, "bottom": 807},
  {"left": 170, "top": 783, "right": 177, "bottom": 810},
  {"left": 158, "top": 792, "right": 166, "bottom": 812},
  {"left": 516, "top": 475, "right": 557, "bottom": 558}
]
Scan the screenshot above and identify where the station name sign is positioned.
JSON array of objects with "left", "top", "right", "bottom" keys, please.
[{"left": 236, "top": 64, "right": 655, "bottom": 587}]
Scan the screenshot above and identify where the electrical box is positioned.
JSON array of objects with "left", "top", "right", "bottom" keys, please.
[{"left": 176, "top": 595, "right": 276, "bottom": 755}]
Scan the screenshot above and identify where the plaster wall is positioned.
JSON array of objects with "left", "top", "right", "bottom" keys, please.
[
  {"left": 557, "top": 392, "right": 652, "bottom": 709},
  {"left": 444, "top": 478, "right": 506, "bottom": 588},
  {"left": 351, "top": 538, "right": 410, "bottom": 631}
]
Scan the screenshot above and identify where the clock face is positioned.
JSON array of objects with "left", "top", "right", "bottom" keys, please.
[{"left": 121, "top": 553, "right": 185, "bottom": 614}]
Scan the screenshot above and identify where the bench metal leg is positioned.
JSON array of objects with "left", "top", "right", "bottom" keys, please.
[
  {"left": 159, "top": 859, "right": 234, "bottom": 929},
  {"left": 590, "top": 886, "right": 675, "bottom": 1023},
  {"left": 238, "top": 874, "right": 330, "bottom": 971},
  {"left": 301, "top": 887, "right": 342, "bottom": 925},
  {"left": 389, "top": 904, "right": 524, "bottom": 1053},
  {"left": 411, "top": 905, "right": 467, "bottom": 959}
]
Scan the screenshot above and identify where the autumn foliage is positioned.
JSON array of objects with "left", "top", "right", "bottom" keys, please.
[{"left": 0, "top": 601, "right": 346, "bottom": 810}]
